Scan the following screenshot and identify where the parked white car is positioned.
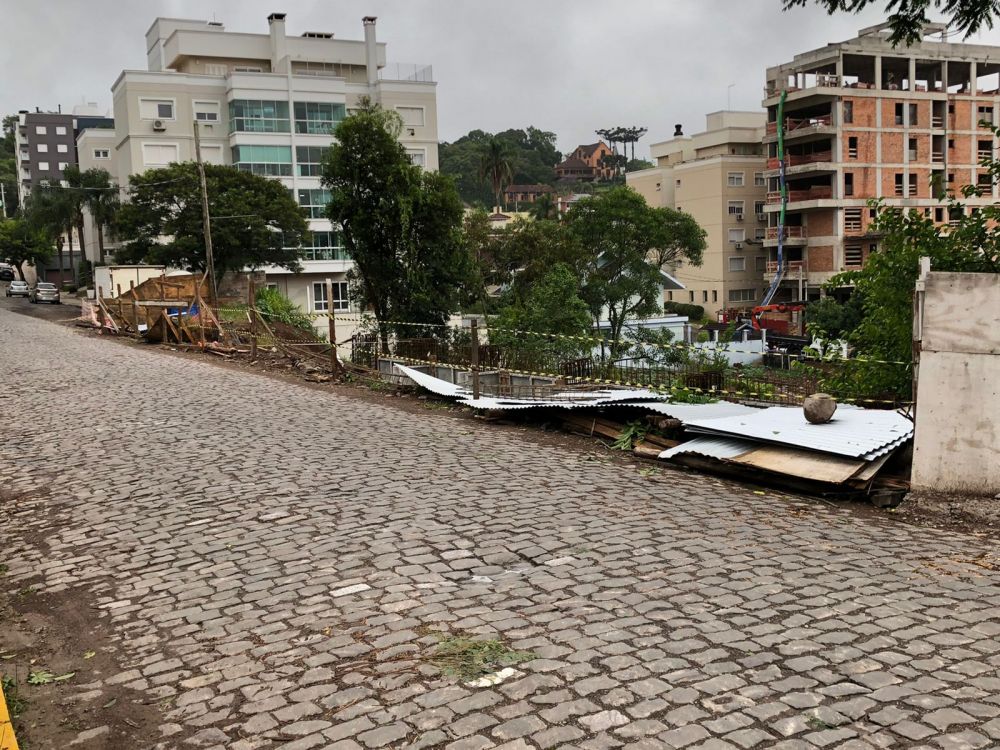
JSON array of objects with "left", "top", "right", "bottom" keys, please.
[{"left": 5, "top": 280, "right": 29, "bottom": 297}]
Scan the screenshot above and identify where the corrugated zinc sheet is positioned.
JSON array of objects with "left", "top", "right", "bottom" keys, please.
[
  {"left": 659, "top": 437, "right": 756, "bottom": 460},
  {"left": 683, "top": 405, "right": 913, "bottom": 459},
  {"left": 622, "top": 401, "right": 760, "bottom": 422}
]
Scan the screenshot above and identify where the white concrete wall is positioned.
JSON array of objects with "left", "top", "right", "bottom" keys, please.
[{"left": 911, "top": 270, "right": 1000, "bottom": 495}]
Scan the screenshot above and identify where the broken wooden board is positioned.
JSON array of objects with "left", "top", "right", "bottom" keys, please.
[{"left": 727, "top": 445, "right": 866, "bottom": 484}]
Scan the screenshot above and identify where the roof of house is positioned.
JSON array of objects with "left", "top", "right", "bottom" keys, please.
[
  {"left": 504, "top": 184, "right": 555, "bottom": 193},
  {"left": 555, "top": 156, "right": 593, "bottom": 171},
  {"left": 576, "top": 142, "right": 607, "bottom": 156}
]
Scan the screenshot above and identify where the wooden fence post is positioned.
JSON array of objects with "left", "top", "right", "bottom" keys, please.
[
  {"left": 471, "top": 318, "right": 480, "bottom": 400},
  {"left": 130, "top": 281, "right": 140, "bottom": 339},
  {"left": 326, "top": 277, "right": 341, "bottom": 375},
  {"left": 248, "top": 277, "right": 258, "bottom": 361}
]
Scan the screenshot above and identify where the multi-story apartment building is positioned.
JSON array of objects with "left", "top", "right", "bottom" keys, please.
[
  {"left": 628, "top": 112, "right": 768, "bottom": 313},
  {"left": 761, "top": 22, "right": 1000, "bottom": 299},
  {"left": 107, "top": 13, "right": 438, "bottom": 329}
]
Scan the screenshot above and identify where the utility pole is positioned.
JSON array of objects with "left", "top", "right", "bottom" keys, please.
[
  {"left": 0, "top": 182, "right": 7, "bottom": 218},
  {"left": 192, "top": 120, "right": 219, "bottom": 306}
]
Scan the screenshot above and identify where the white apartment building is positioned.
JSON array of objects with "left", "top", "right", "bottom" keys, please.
[{"left": 106, "top": 13, "right": 439, "bottom": 333}]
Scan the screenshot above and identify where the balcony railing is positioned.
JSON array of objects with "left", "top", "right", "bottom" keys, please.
[
  {"left": 766, "top": 186, "right": 833, "bottom": 203},
  {"left": 931, "top": 151, "right": 944, "bottom": 164},
  {"left": 765, "top": 115, "right": 833, "bottom": 135},
  {"left": 765, "top": 260, "right": 807, "bottom": 274},
  {"left": 931, "top": 116, "right": 944, "bottom": 128},
  {"left": 765, "top": 226, "right": 807, "bottom": 240},
  {"left": 378, "top": 63, "right": 434, "bottom": 83},
  {"left": 767, "top": 150, "right": 834, "bottom": 169}
]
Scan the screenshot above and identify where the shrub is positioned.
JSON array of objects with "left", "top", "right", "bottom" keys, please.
[
  {"left": 663, "top": 301, "right": 705, "bottom": 320},
  {"left": 255, "top": 287, "right": 317, "bottom": 335}
]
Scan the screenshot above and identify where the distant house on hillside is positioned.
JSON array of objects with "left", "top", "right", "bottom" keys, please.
[
  {"left": 555, "top": 142, "right": 615, "bottom": 182},
  {"left": 503, "top": 184, "right": 554, "bottom": 207}
]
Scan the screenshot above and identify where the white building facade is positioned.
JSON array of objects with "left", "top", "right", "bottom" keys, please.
[{"left": 107, "top": 13, "right": 439, "bottom": 334}]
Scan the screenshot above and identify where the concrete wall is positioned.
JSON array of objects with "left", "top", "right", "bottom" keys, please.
[{"left": 911, "top": 269, "right": 1000, "bottom": 495}]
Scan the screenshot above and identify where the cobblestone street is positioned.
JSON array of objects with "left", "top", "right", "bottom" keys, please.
[{"left": 2, "top": 309, "right": 1000, "bottom": 750}]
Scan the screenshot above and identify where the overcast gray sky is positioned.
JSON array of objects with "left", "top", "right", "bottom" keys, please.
[{"left": 7, "top": 1, "right": 1000, "bottom": 157}]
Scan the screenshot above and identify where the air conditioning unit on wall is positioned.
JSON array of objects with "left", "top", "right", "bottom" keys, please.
[
  {"left": 735, "top": 242, "right": 743, "bottom": 250},
  {"left": 152, "top": 120, "right": 166, "bottom": 131}
]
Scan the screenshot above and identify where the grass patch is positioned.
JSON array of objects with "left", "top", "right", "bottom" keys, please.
[
  {"left": 430, "top": 636, "right": 534, "bottom": 681},
  {"left": 2, "top": 674, "right": 27, "bottom": 719}
]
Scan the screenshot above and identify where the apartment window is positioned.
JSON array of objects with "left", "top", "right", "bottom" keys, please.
[
  {"left": 894, "top": 173, "right": 904, "bottom": 196},
  {"left": 754, "top": 172, "right": 765, "bottom": 187},
  {"left": 228, "top": 100, "right": 290, "bottom": 133},
  {"left": 728, "top": 228, "right": 745, "bottom": 244},
  {"left": 908, "top": 173, "right": 917, "bottom": 196},
  {"left": 667, "top": 291, "right": 673, "bottom": 301},
  {"left": 845, "top": 245, "right": 863, "bottom": 267},
  {"left": 331, "top": 281, "right": 349, "bottom": 311},
  {"left": 37, "top": 161, "right": 49, "bottom": 171},
  {"left": 406, "top": 149, "right": 426, "bottom": 167},
  {"left": 57, "top": 144, "right": 69, "bottom": 154},
  {"left": 36, "top": 143, "right": 48, "bottom": 153},
  {"left": 312, "top": 282, "right": 329, "bottom": 312},
  {"left": 297, "top": 231, "right": 349, "bottom": 261},
  {"left": 293, "top": 101, "right": 346, "bottom": 134},
  {"left": 297, "top": 188, "right": 332, "bottom": 219},
  {"left": 93, "top": 149, "right": 110, "bottom": 160},
  {"left": 894, "top": 103, "right": 904, "bottom": 125},
  {"left": 396, "top": 106, "right": 425, "bottom": 127},
  {"left": 712, "top": 290, "right": 718, "bottom": 303},
  {"left": 295, "top": 145, "right": 325, "bottom": 177},
  {"left": 35, "top": 125, "right": 46, "bottom": 135},
  {"left": 755, "top": 255, "right": 767, "bottom": 271},
  {"left": 935, "top": 207, "right": 945, "bottom": 222},
  {"left": 728, "top": 256, "right": 746, "bottom": 272},
  {"left": 142, "top": 143, "right": 179, "bottom": 167},
  {"left": 234, "top": 66, "right": 264, "bottom": 73},
  {"left": 845, "top": 208, "right": 863, "bottom": 231},
  {"left": 689, "top": 291, "right": 695, "bottom": 302},
  {"left": 675, "top": 179, "right": 681, "bottom": 186},
  {"left": 194, "top": 101, "right": 220, "bottom": 122},
  {"left": 948, "top": 172, "right": 955, "bottom": 183},
  {"left": 702, "top": 290, "right": 708, "bottom": 302},
  {"left": 908, "top": 137, "right": 917, "bottom": 160},
  {"left": 57, "top": 162, "right": 68, "bottom": 170},
  {"left": 205, "top": 63, "right": 228, "bottom": 76},
  {"left": 948, "top": 103, "right": 955, "bottom": 114},
  {"left": 727, "top": 200, "right": 745, "bottom": 216},
  {"left": 848, "top": 137, "right": 858, "bottom": 159},
  {"left": 979, "top": 105, "right": 995, "bottom": 125},
  {"left": 231, "top": 145, "right": 293, "bottom": 176},
  {"left": 844, "top": 172, "right": 854, "bottom": 197},
  {"left": 843, "top": 100, "right": 853, "bottom": 124},
  {"left": 977, "top": 172, "right": 992, "bottom": 189},
  {"left": 754, "top": 227, "right": 766, "bottom": 241},
  {"left": 978, "top": 140, "right": 993, "bottom": 160},
  {"left": 908, "top": 103, "right": 918, "bottom": 126},
  {"left": 948, "top": 138, "right": 955, "bottom": 150},
  {"left": 729, "top": 288, "right": 756, "bottom": 302},
  {"left": 56, "top": 126, "right": 67, "bottom": 135},
  {"left": 754, "top": 200, "right": 766, "bottom": 217},
  {"left": 140, "top": 98, "right": 175, "bottom": 120},
  {"left": 727, "top": 171, "right": 745, "bottom": 187},
  {"left": 201, "top": 144, "right": 224, "bottom": 165}
]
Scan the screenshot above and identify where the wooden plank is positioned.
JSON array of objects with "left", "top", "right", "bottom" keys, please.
[
  {"left": 849, "top": 450, "right": 894, "bottom": 483},
  {"left": 728, "top": 445, "right": 865, "bottom": 484},
  {"left": 633, "top": 443, "right": 665, "bottom": 459}
]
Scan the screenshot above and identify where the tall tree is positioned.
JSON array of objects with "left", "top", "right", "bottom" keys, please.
[
  {"left": 24, "top": 186, "right": 76, "bottom": 285},
  {"left": 528, "top": 192, "right": 558, "bottom": 221},
  {"left": 74, "top": 168, "right": 119, "bottom": 264},
  {"left": 115, "top": 162, "right": 306, "bottom": 280},
  {"left": 566, "top": 187, "right": 706, "bottom": 361},
  {"left": 783, "top": 0, "right": 1000, "bottom": 45},
  {"left": 0, "top": 216, "right": 54, "bottom": 281},
  {"left": 61, "top": 167, "right": 90, "bottom": 276},
  {"left": 322, "top": 98, "right": 471, "bottom": 348},
  {"left": 0, "top": 114, "right": 19, "bottom": 217},
  {"left": 479, "top": 138, "right": 514, "bottom": 211}
]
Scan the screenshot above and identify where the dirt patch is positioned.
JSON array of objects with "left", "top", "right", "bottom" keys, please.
[{"left": 891, "top": 490, "right": 1000, "bottom": 540}]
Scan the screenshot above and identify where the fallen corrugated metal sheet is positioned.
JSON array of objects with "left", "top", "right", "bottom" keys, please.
[
  {"left": 622, "top": 400, "right": 760, "bottom": 421},
  {"left": 395, "top": 365, "right": 470, "bottom": 398},
  {"left": 659, "top": 437, "right": 756, "bottom": 460},
  {"left": 455, "top": 389, "right": 662, "bottom": 411},
  {"left": 683, "top": 405, "right": 913, "bottom": 460}
]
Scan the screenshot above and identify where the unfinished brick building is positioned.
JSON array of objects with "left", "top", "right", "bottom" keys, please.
[{"left": 762, "top": 22, "right": 1000, "bottom": 300}]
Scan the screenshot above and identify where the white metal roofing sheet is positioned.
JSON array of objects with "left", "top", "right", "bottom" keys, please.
[
  {"left": 683, "top": 405, "right": 913, "bottom": 459},
  {"left": 622, "top": 400, "right": 761, "bottom": 422},
  {"left": 394, "top": 364, "right": 469, "bottom": 398},
  {"left": 659, "top": 437, "right": 757, "bottom": 460}
]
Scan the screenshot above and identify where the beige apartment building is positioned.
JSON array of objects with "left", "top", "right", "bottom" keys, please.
[
  {"left": 762, "top": 22, "right": 1000, "bottom": 299},
  {"left": 628, "top": 111, "right": 768, "bottom": 315},
  {"left": 100, "top": 12, "right": 438, "bottom": 335}
]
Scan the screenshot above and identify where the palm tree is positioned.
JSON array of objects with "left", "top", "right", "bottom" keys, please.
[
  {"left": 478, "top": 138, "right": 514, "bottom": 212},
  {"left": 25, "top": 186, "right": 74, "bottom": 285},
  {"left": 67, "top": 166, "right": 118, "bottom": 265}
]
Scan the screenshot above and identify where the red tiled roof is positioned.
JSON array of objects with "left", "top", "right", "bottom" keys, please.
[{"left": 556, "top": 156, "right": 592, "bottom": 171}]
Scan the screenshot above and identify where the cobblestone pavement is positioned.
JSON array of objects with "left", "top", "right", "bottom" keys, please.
[{"left": 3, "top": 311, "right": 1000, "bottom": 750}]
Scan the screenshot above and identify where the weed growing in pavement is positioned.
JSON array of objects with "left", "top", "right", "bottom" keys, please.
[
  {"left": 430, "top": 636, "right": 534, "bottom": 681},
  {"left": 1, "top": 674, "right": 27, "bottom": 719}
]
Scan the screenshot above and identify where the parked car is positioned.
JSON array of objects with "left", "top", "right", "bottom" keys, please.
[
  {"left": 0, "top": 266, "right": 14, "bottom": 281},
  {"left": 29, "top": 282, "right": 60, "bottom": 304},
  {"left": 5, "top": 280, "right": 29, "bottom": 297}
]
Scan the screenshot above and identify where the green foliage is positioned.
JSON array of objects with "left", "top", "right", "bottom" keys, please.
[
  {"left": 612, "top": 420, "right": 650, "bottom": 450},
  {"left": 431, "top": 636, "right": 535, "bottom": 681},
  {"left": 566, "top": 186, "right": 706, "bottom": 360},
  {"left": 115, "top": 162, "right": 307, "bottom": 278},
  {"left": 626, "top": 158, "right": 655, "bottom": 172},
  {"left": 492, "top": 218, "right": 589, "bottom": 306},
  {"left": 2, "top": 674, "right": 27, "bottom": 719},
  {"left": 805, "top": 293, "right": 864, "bottom": 340},
  {"left": 0, "top": 114, "right": 19, "bottom": 217},
  {"left": 528, "top": 192, "right": 558, "bottom": 221},
  {"left": 0, "top": 216, "right": 54, "bottom": 279},
  {"left": 663, "top": 301, "right": 705, "bottom": 320},
  {"left": 66, "top": 166, "right": 119, "bottom": 263},
  {"left": 626, "top": 326, "right": 687, "bottom": 367},
  {"left": 491, "top": 263, "right": 593, "bottom": 363},
  {"left": 323, "top": 99, "right": 471, "bottom": 345},
  {"left": 440, "top": 127, "right": 561, "bottom": 207},
  {"left": 478, "top": 138, "right": 514, "bottom": 211},
  {"left": 255, "top": 287, "right": 317, "bottom": 335},
  {"left": 667, "top": 387, "right": 719, "bottom": 404},
  {"left": 782, "top": 0, "right": 1000, "bottom": 45},
  {"left": 77, "top": 258, "right": 93, "bottom": 287}
]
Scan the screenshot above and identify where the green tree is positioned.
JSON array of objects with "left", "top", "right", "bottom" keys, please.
[
  {"left": 479, "top": 138, "right": 514, "bottom": 211},
  {"left": 0, "top": 115, "right": 19, "bottom": 217},
  {"left": 0, "top": 216, "right": 54, "bottom": 280},
  {"left": 115, "top": 162, "right": 306, "bottom": 281},
  {"left": 76, "top": 168, "right": 119, "bottom": 263},
  {"left": 805, "top": 292, "right": 865, "bottom": 340},
  {"left": 783, "top": 0, "right": 1000, "bottom": 45},
  {"left": 24, "top": 187, "right": 76, "bottom": 285},
  {"left": 566, "top": 187, "right": 706, "bottom": 361},
  {"left": 493, "top": 218, "right": 589, "bottom": 306},
  {"left": 322, "top": 99, "right": 471, "bottom": 348},
  {"left": 491, "top": 263, "right": 593, "bottom": 366},
  {"left": 528, "top": 192, "right": 558, "bottom": 221},
  {"left": 626, "top": 158, "right": 655, "bottom": 172},
  {"left": 60, "top": 167, "right": 89, "bottom": 271}
]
